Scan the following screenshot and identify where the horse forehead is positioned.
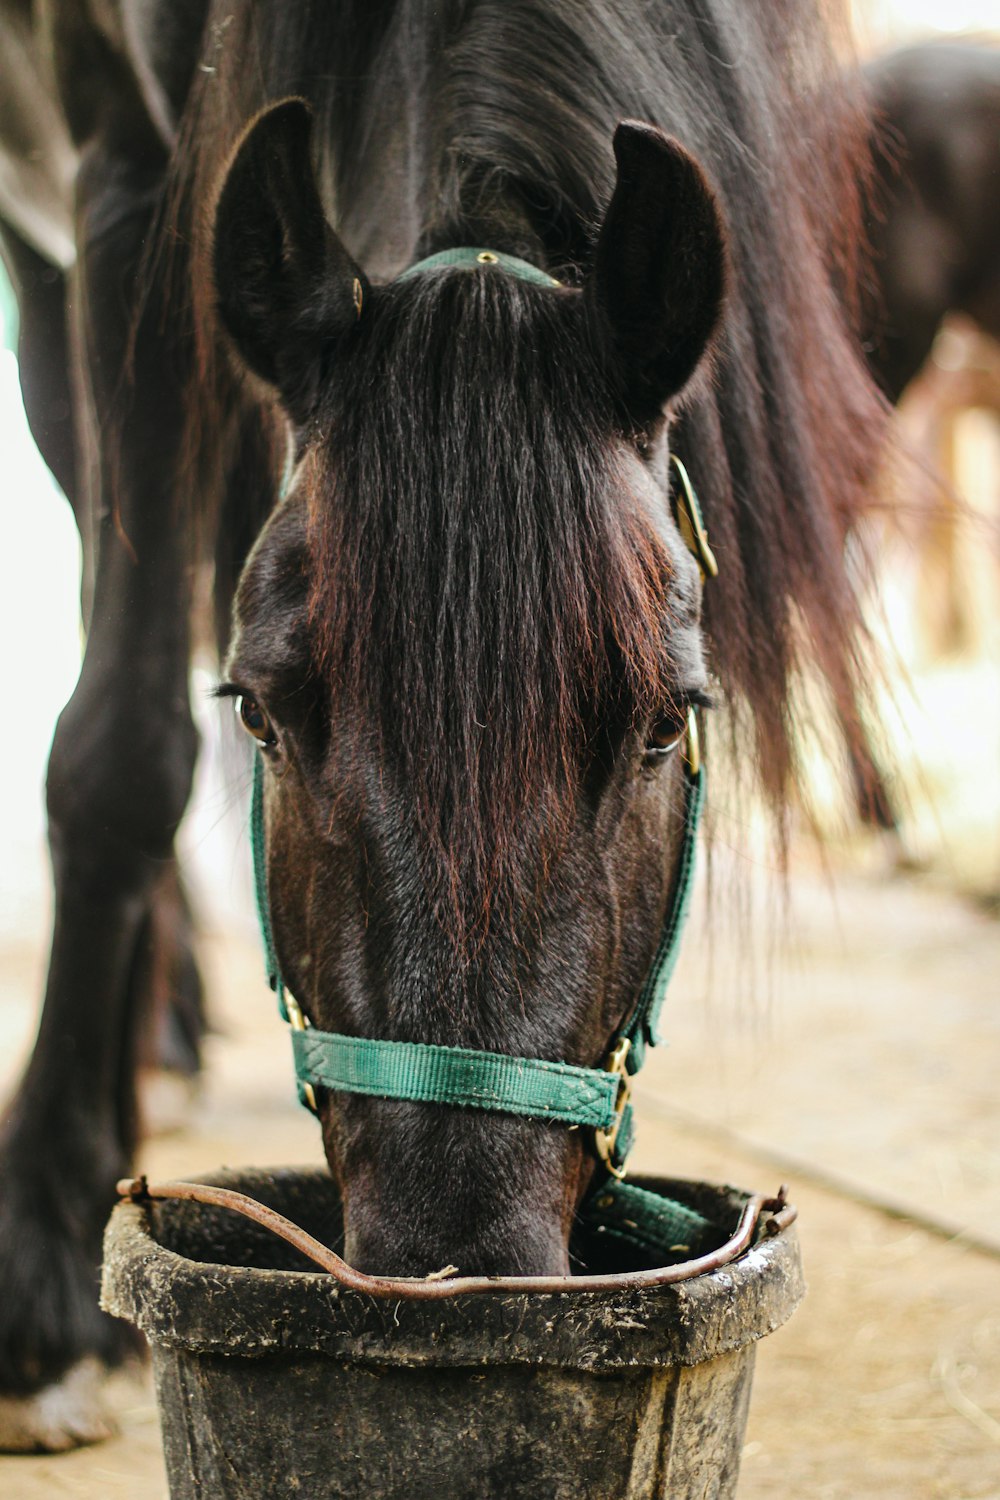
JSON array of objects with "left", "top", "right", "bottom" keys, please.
[{"left": 232, "top": 433, "right": 702, "bottom": 698}]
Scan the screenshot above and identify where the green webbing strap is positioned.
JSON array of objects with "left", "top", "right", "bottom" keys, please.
[
  {"left": 587, "top": 761, "right": 703, "bottom": 1167},
  {"left": 397, "top": 246, "right": 561, "bottom": 288},
  {"left": 624, "top": 764, "right": 705, "bottom": 1072},
  {"left": 250, "top": 755, "right": 288, "bottom": 1023},
  {"left": 577, "top": 1177, "right": 718, "bottom": 1260},
  {"left": 291, "top": 1030, "right": 622, "bottom": 1130}
]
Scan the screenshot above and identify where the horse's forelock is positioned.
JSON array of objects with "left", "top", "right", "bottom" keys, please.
[{"left": 303, "top": 270, "right": 676, "bottom": 938}]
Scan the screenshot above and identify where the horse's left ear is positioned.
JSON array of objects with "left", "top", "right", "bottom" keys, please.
[
  {"left": 212, "top": 98, "right": 366, "bottom": 423},
  {"left": 587, "top": 121, "right": 726, "bottom": 423}
]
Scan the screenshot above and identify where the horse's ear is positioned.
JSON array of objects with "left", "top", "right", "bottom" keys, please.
[
  {"left": 587, "top": 121, "right": 726, "bottom": 423},
  {"left": 212, "top": 98, "right": 366, "bottom": 422}
]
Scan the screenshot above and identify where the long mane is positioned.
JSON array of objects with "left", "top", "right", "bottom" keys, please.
[{"left": 166, "top": 0, "right": 887, "bottom": 852}]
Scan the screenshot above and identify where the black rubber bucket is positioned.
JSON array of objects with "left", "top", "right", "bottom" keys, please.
[{"left": 101, "top": 1167, "right": 803, "bottom": 1500}]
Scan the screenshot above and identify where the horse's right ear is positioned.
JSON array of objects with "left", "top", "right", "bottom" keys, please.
[{"left": 212, "top": 98, "right": 366, "bottom": 423}]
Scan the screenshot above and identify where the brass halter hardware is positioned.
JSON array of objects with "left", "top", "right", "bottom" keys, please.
[
  {"left": 284, "top": 994, "right": 318, "bottom": 1115},
  {"left": 593, "top": 1036, "right": 633, "bottom": 1179},
  {"left": 671, "top": 454, "right": 719, "bottom": 580},
  {"left": 684, "top": 706, "right": 701, "bottom": 777}
]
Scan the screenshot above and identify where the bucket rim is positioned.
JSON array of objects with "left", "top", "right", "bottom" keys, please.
[{"left": 101, "top": 1166, "right": 805, "bottom": 1372}]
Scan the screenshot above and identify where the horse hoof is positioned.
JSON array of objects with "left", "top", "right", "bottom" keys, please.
[{"left": 0, "top": 1357, "right": 117, "bottom": 1452}]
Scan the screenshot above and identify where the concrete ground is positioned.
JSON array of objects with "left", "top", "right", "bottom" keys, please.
[{"left": 1, "top": 851, "right": 998, "bottom": 1500}]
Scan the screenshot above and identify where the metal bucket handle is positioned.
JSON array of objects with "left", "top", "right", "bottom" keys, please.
[{"left": 116, "top": 1176, "right": 796, "bottom": 1300}]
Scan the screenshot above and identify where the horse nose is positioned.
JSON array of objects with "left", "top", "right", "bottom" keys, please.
[
  {"left": 343, "top": 1210, "right": 571, "bottom": 1280},
  {"left": 327, "top": 1102, "right": 582, "bottom": 1279}
]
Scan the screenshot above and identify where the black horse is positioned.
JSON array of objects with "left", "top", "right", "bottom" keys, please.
[
  {"left": 865, "top": 38, "right": 1000, "bottom": 403},
  {"left": 0, "top": 0, "right": 885, "bottom": 1450},
  {"left": 840, "top": 38, "right": 1000, "bottom": 834}
]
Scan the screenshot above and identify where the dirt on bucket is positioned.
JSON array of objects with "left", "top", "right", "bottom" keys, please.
[{"left": 100, "top": 1168, "right": 803, "bottom": 1500}]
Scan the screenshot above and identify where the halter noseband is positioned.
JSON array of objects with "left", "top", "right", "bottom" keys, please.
[{"left": 250, "top": 247, "right": 715, "bottom": 1182}]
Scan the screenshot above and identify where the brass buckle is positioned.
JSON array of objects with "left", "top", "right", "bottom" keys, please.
[
  {"left": 593, "top": 1036, "right": 633, "bottom": 1180},
  {"left": 684, "top": 706, "right": 701, "bottom": 778},
  {"left": 285, "top": 993, "right": 318, "bottom": 1115},
  {"left": 671, "top": 455, "right": 719, "bottom": 580}
]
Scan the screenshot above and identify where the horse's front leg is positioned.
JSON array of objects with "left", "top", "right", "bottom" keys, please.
[{"left": 0, "top": 140, "right": 198, "bottom": 1452}]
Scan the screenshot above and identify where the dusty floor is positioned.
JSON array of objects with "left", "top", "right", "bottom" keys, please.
[{"left": 1, "top": 854, "right": 999, "bottom": 1499}]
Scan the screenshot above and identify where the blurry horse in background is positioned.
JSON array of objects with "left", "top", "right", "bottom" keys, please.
[
  {"left": 0, "top": 0, "right": 886, "bottom": 1450},
  {"left": 836, "top": 39, "right": 1000, "bottom": 834},
  {"left": 865, "top": 39, "right": 1000, "bottom": 405}
]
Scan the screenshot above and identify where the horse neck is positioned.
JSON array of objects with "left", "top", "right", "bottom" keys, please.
[
  {"left": 323, "top": 117, "right": 567, "bottom": 282},
  {"left": 302, "top": 10, "right": 609, "bottom": 279}
]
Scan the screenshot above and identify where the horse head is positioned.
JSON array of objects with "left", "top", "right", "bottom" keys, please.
[{"left": 211, "top": 100, "right": 725, "bottom": 1277}]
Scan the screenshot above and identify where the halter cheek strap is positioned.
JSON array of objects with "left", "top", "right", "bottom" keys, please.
[{"left": 250, "top": 246, "right": 716, "bottom": 1182}]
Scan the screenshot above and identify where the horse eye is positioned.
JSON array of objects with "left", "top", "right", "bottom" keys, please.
[
  {"left": 236, "top": 694, "right": 275, "bottom": 745},
  {"left": 645, "top": 712, "right": 686, "bottom": 757}
]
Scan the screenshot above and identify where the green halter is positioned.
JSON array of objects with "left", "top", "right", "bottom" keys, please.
[
  {"left": 250, "top": 247, "right": 714, "bottom": 1183},
  {"left": 251, "top": 746, "right": 702, "bottom": 1175},
  {"left": 397, "top": 246, "right": 562, "bottom": 288}
]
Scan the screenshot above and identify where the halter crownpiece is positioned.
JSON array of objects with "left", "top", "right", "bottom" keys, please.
[
  {"left": 250, "top": 742, "right": 702, "bottom": 1176},
  {"left": 397, "top": 246, "right": 563, "bottom": 288},
  {"left": 250, "top": 248, "right": 714, "bottom": 1184}
]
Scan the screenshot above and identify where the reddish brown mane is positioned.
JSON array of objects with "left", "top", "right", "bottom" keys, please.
[{"left": 303, "top": 271, "right": 681, "bottom": 932}]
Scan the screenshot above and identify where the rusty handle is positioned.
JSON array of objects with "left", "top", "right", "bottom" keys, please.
[{"left": 116, "top": 1176, "right": 795, "bottom": 1300}]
